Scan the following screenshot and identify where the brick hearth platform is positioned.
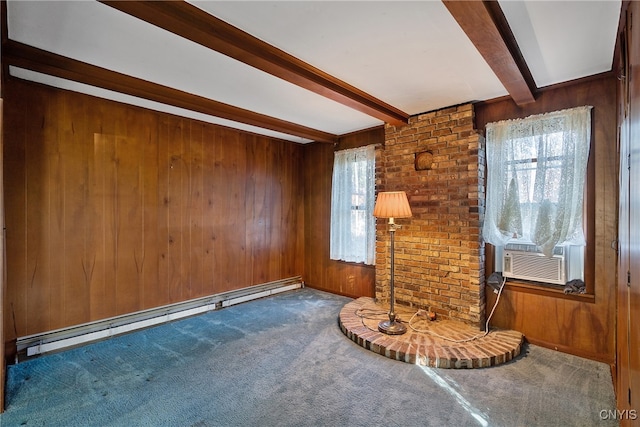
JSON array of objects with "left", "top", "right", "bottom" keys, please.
[{"left": 339, "top": 297, "right": 524, "bottom": 369}]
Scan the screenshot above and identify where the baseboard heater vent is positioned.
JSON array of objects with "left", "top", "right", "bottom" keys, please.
[{"left": 17, "top": 276, "right": 303, "bottom": 360}]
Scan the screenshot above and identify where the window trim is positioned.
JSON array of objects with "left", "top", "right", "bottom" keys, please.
[
  {"left": 483, "top": 111, "right": 595, "bottom": 297},
  {"left": 485, "top": 263, "right": 596, "bottom": 302},
  {"left": 329, "top": 145, "right": 376, "bottom": 265}
]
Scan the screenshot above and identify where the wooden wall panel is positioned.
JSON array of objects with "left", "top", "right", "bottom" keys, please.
[
  {"left": 246, "top": 136, "right": 271, "bottom": 286},
  {"left": 0, "top": 97, "right": 5, "bottom": 411},
  {"left": 281, "top": 141, "right": 305, "bottom": 280},
  {"left": 142, "top": 115, "right": 161, "bottom": 310},
  {"left": 188, "top": 122, "right": 205, "bottom": 300},
  {"left": 25, "top": 91, "right": 51, "bottom": 335},
  {"left": 476, "top": 75, "right": 618, "bottom": 363},
  {"left": 88, "top": 134, "right": 110, "bottom": 321},
  {"left": 3, "top": 94, "right": 27, "bottom": 340},
  {"left": 302, "top": 128, "right": 382, "bottom": 298},
  {"left": 156, "top": 118, "right": 171, "bottom": 305},
  {"left": 2, "top": 79, "right": 304, "bottom": 348},
  {"left": 166, "top": 117, "right": 188, "bottom": 303},
  {"left": 211, "top": 128, "right": 248, "bottom": 293},
  {"left": 63, "top": 97, "right": 87, "bottom": 326},
  {"left": 617, "top": 2, "right": 640, "bottom": 420},
  {"left": 48, "top": 97, "right": 64, "bottom": 330},
  {"left": 1, "top": 13, "right": 4, "bottom": 407},
  {"left": 200, "top": 124, "right": 215, "bottom": 295}
]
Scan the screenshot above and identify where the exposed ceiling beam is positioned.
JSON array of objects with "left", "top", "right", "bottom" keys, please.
[
  {"left": 2, "top": 40, "right": 339, "bottom": 143},
  {"left": 442, "top": 0, "right": 537, "bottom": 106},
  {"left": 99, "top": 0, "right": 409, "bottom": 126}
]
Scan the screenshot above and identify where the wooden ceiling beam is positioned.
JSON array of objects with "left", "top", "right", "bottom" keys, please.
[
  {"left": 99, "top": 0, "right": 409, "bottom": 126},
  {"left": 443, "top": 0, "right": 537, "bottom": 106},
  {"left": 2, "top": 40, "right": 339, "bottom": 143}
]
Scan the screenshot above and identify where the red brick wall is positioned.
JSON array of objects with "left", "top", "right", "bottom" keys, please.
[{"left": 375, "top": 104, "right": 485, "bottom": 327}]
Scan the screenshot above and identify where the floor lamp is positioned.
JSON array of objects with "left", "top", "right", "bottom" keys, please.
[{"left": 373, "top": 191, "right": 412, "bottom": 335}]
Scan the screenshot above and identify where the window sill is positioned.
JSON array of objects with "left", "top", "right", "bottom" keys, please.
[
  {"left": 500, "top": 280, "right": 595, "bottom": 303},
  {"left": 333, "top": 259, "right": 376, "bottom": 268}
]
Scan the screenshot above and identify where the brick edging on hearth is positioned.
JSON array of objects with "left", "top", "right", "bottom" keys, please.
[{"left": 339, "top": 297, "right": 524, "bottom": 369}]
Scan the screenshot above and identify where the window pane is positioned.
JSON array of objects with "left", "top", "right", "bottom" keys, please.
[
  {"left": 483, "top": 106, "right": 592, "bottom": 287},
  {"left": 330, "top": 146, "right": 376, "bottom": 264}
]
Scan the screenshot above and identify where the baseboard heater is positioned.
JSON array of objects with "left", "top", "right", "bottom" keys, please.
[{"left": 17, "top": 276, "right": 303, "bottom": 359}]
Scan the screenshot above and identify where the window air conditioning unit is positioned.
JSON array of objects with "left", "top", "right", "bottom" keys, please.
[{"left": 502, "top": 245, "right": 566, "bottom": 285}]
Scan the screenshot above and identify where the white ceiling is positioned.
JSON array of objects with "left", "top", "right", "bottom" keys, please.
[{"left": 5, "top": 1, "right": 621, "bottom": 143}]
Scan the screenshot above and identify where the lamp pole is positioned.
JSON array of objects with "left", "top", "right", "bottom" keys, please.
[
  {"left": 373, "top": 191, "right": 411, "bottom": 335},
  {"left": 378, "top": 218, "right": 406, "bottom": 334}
]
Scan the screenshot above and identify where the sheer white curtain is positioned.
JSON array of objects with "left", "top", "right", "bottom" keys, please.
[
  {"left": 483, "top": 106, "right": 592, "bottom": 257},
  {"left": 330, "top": 145, "right": 376, "bottom": 264}
]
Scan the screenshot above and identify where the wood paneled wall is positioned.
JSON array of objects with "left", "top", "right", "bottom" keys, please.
[
  {"left": 475, "top": 75, "right": 618, "bottom": 363},
  {"left": 3, "top": 79, "right": 304, "bottom": 346},
  {"left": 302, "top": 128, "right": 382, "bottom": 298},
  {"left": 616, "top": 1, "right": 640, "bottom": 419},
  {"left": 0, "top": 97, "right": 5, "bottom": 411}
]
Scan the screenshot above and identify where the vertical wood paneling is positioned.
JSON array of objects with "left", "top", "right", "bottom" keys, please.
[
  {"left": 266, "top": 143, "right": 282, "bottom": 283},
  {"left": 201, "top": 124, "right": 216, "bottom": 295},
  {"left": 3, "top": 80, "right": 304, "bottom": 350},
  {"left": 100, "top": 134, "right": 118, "bottom": 318},
  {"left": 188, "top": 122, "right": 204, "bottom": 300},
  {"left": 0, "top": 97, "right": 4, "bottom": 410},
  {"left": 114, "top": 135, "right": 143, "bottom": 315},
  {"left": 141, "top": 112, "right": 159, "bottom": 310},
  {"left": 211, "top": 128, "right": 227, "bottom": 291},
  {"left": 62, "top": 95, "right": 89, "bottom": 327},
  {"left": 302, "top": 129, "right": 381, "bottom": 298},
  {"left": 47, "top": 95, "right": 65, "bottom": 331},
  {"left": 246, "top": 136, "right": 267, "bottom": 286},
  {"left": 123, "top": 106, "right": 148, "bottom": 309},
  {"left": 282, "top": 142, "right": 304, "bottom": 279},
  {"left": 87, "top": 134, "right": 107, "bottom": 321},
  {"left": 25, "top": 90, "right": 50, "bottom": 335},
  {"left": 166, "top": 117, "right": 187, "bottom": 303},
  {"left": 617, "top": 2, "right": 640, "bottom": 417},
  {"left": 4, "top": 93, "right": 28, "bottom": 340},
  {"left": 156, "top": 117, "right": 171, "bottom": 306},
  {"left": 304, "top": 142, "right": 331, "bottom": 290},
  {"left": 211, "top": 128, "right": 248, "bottom": 293},
  {"left": 476, "top": 75, "right": 617, "bottom": 362}
]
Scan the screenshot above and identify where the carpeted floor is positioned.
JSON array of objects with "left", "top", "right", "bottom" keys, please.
[{"left": 1, "top": 288, "right": 618, "bottom": 427}]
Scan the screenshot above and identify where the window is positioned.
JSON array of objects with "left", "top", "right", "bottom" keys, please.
[
  {"left": 330, "top": 145, "right": 376, "bottom": 264},
  {"left": 483, "top": 106, "right": 592, "bottom": 286}
]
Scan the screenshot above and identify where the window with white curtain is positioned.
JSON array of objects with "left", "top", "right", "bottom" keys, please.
[
  {"left": 483, "top": 106, "right": 592, "bottom": 284},
  {"left": 330, "top": 145, "right": 376, "bottom": 265}
]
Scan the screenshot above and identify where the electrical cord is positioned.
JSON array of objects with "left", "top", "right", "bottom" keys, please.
[
  {"left": 353, "top": 276, "right": 507, "bottom": 340},
  {"left": 354, "top": 308, "right": 389, "bottom": 332},
  {"left": 407, "top": 276, "right": 507, "bottom": 343}
]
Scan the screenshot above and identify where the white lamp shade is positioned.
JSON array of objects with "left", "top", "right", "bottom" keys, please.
[{"left": 373, "top": 191, "right": 412, "bottom": 218}]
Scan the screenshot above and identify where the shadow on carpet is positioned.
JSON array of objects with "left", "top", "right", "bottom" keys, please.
[{"left": 1, "top": 288, "right": 618, "bottom": 427}]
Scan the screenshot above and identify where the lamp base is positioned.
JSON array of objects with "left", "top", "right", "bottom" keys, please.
[{"left": 378, "top": 319, "right": 407, "bottom": 335}]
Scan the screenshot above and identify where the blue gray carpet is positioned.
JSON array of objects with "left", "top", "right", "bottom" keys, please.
[{"left": 1, "top": 288, "right": 617, "bottom": 426}]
